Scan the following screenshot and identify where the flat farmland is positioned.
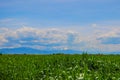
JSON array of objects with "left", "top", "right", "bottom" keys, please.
[{"left": 0, "top": 54, "right": 120, "bottom": 80}]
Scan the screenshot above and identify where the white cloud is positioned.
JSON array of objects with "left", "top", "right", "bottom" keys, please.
[
  {"left": 0, "top": 27, "right": 78, "bottom": 49},
  {"left": 0, "top": 35, "right": 8, "bottom": 46},
  {"left": 0, "top": 25, "right": 120, "bottom": 52},
  {"left": 98, "top": 28, "right": 120, "bottom": 38},
  {"left": 91, "top": 23, "right": 97, "bottom": 28}
]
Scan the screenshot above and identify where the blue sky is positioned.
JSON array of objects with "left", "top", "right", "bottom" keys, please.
[{"left": 0, "top": 0, "right": 120, "bottom": 53}]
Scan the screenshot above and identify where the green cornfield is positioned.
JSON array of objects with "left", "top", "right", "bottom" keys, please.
[{"left": 0, "top": 53, "right": 120, "bottom": 80}]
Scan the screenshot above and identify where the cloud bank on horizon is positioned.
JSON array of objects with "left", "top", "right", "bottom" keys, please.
[
  {"left": 0, "top": 0, "right": 120, "bottom": 53},
  {"left": 0, "top": 26, "right": 120, "bottom": 52}
]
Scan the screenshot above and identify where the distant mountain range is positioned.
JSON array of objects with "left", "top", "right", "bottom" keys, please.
[
  {"left": 0, "top": 47, "right": 83, "bottom": 54},
  {"left": 0, "top": 47, "right": 119, "bottom": 54}
]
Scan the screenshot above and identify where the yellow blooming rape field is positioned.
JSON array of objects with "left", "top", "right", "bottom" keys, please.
[{"left": 0, "top": 53, "right": 120, "bottom": 80}]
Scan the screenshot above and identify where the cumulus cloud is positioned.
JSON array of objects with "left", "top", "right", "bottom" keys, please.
[
  {"left": 0, "top": 35, "right": 8, "bottom": 45},
  {"left": 0, "top": 26, "right": 120, "bottom": 52},
  {"left": 96, "top": 27, "right": 120, "bottom": 45},
  {"left": 0, "top": 27, "right": 80, "bottom": 50}
]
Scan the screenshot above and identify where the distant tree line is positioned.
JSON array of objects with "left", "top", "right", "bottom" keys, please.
[{"left": 0, "top": 52, "right": 2, "bottom": 55}]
